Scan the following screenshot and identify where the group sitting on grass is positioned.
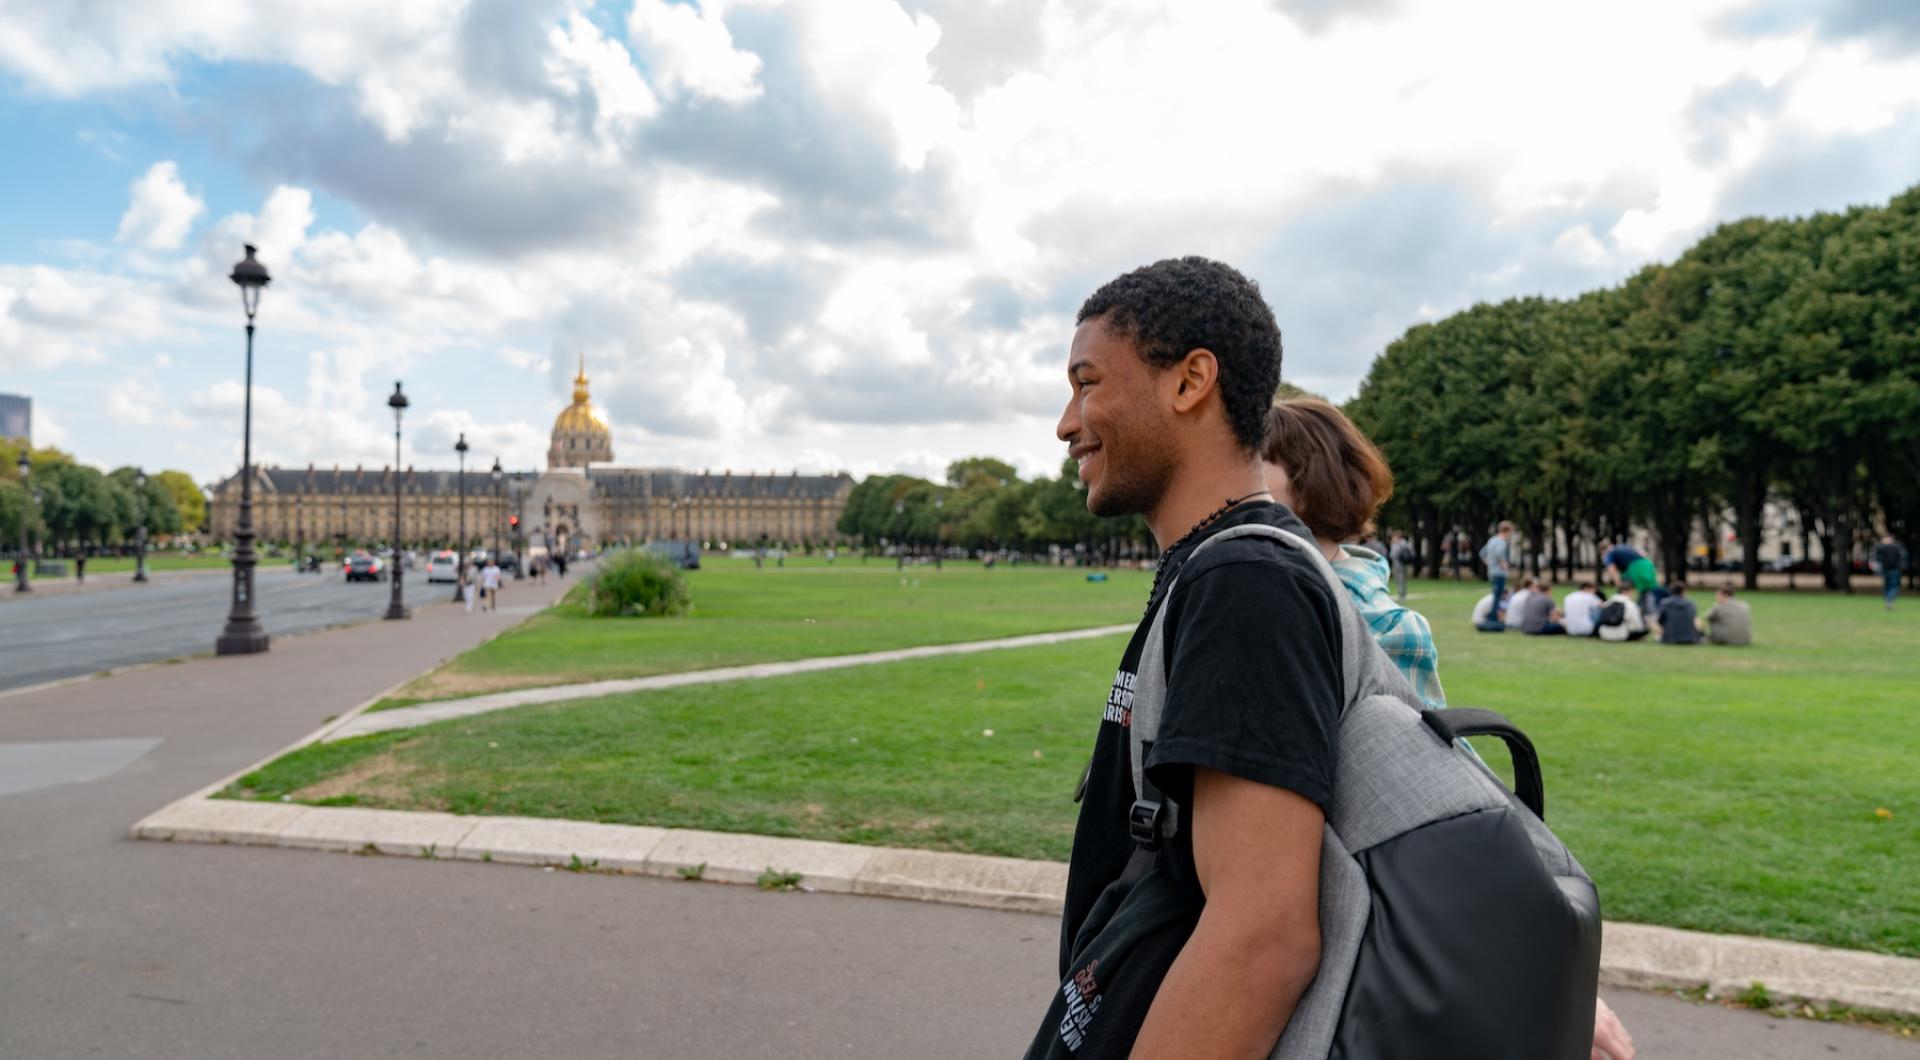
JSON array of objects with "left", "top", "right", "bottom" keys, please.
[{"left": 1473, "top": 576, "right": 1752, "bottom": 644}]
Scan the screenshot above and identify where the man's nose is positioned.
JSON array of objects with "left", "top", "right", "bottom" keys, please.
[{"left": 1056, "top": 395, "right": 1079, "bottom": 443}]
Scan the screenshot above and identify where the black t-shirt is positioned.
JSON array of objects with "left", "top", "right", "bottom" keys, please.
[{"left": 1058, "top": 501, "right": 1344, "bottom": 978}]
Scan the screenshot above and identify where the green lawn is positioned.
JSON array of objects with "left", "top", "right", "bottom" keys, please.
[
  {"left": 372, "top": 559, "right": 1149, "bottom": 707},
  {"left": 227, "top": 575, "right": 1919, "bottom": 957}
]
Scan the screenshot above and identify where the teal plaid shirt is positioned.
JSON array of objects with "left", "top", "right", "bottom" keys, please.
[{"left": 1333, "top": 545, "right": 1448, "bottom": 712}]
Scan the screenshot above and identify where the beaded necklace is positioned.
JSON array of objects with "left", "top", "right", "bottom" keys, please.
[{"left": 1144, "top": 491, "right": 1274, "bottom": 616}]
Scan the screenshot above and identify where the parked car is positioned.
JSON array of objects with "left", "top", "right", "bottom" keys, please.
[
  {"left": 425, "top": 550, "right": 460, "bottom": 583},
  {"left": 344, "top": 551, "right": 386, "bottom": 582}
]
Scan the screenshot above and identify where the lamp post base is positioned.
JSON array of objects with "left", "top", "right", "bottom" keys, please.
[
  {"left": 384, "top": 603, "right": 411, "bottom": 621},
  {"left": 216, "top": 622, "right": 271, "bottom": 655}
]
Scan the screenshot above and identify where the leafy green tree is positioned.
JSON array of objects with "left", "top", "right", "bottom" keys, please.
[{"left": 155, "top": 470, "right": 207, "bottom": 533}]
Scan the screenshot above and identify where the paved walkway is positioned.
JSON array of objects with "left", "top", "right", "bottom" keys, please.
[{"left": 330, "top": 622, "right": 1136, "bottom": 740}]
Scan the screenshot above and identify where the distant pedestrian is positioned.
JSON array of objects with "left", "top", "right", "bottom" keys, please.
[
  {"left": 1604, "top": 542, "right": 1665, "bottom": 616},
  {"left": 1480, "top": 521, "right": 1514, "bottom": 603},
  {"left": 1560, "top": 581, "right": 1605, "bottom": 637},
  {"left": 1871, "top": 533, "right": 1908, "bottom": 611},
  {"left": 75, "top": 554, "right": 87, "bottom": 583},
  {"left": 1654, "top": 583, "right": 1699, "bottom": 645},
  {"left": 461, "top": 565, "right": 476, "bottom": 613},
  {"left": 481, "top": 556, "right": 501, "bottom": 611},
  {"left": 1516, "top": 579, "right": 1567, "bottom": 636},
  {"left": 554, "top": 551, "right": 568, "bottom": 578},
  {"left": 1388, "top": 531, "right": 1414, "bottom": 600},
  {"left": 1596, "top": 592, "right": 1649, "bottom": 642},
  {"left": 1703, "top": 587, "right": 1752, "bottom": 645}
]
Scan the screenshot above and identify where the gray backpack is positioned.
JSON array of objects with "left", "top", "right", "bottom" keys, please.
[{"left": 1128, "top": 523, "right": 1601, "bottom": 1059}]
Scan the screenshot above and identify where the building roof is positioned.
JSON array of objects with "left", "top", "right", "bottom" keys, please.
[
  {"left": 587, "top": 468, "right": 855, "bottom": 500},
  {"left": 213, "top": 464, "right": 852, "bottom": 500}
]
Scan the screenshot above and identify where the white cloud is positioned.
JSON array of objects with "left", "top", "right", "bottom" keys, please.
[
  {"left": 8, "top": 0, "right": 1920, "bottom": 484},
  {"left": 627, "top": 0, "right": 762, "bottom": 104},
  {"left": 116, "top": 161, "right": 204, "bottom": 250}
]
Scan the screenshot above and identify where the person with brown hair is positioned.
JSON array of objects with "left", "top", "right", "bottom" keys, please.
[
  {"left": 1261, "top": 397, "right": 1446, "bottom": 712},
  {"left": 1260, "top": 396, "right": 1634, "bottom": 1060}
]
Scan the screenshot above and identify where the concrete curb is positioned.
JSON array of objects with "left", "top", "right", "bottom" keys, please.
[
  {"left": 132, "top": 796, "right": 1920, "bottom": 1016},
  {"left": 326, "top": 623, "right": 1136, "bottom": 741}
]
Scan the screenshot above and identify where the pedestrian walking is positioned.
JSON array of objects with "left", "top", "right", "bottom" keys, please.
[
  {"left": 1480, "top": 520, "right": 1514, "bottom": 604},
  {"left": 1388, "top": 530, "right": 1414, "bottom": 600},
  {"left": 75, "top": 554, "right": 87, "bottom": 583},
  {"left": 481, "top": 556, "right": 501, "bottom": 611},
  {"left": 1029, "top": 258, "right": 1335, "bottom": 1057},
  {"left": 1871, "top": 533, "right": 1909, "bottom": 611},
  {"left": 460, "top": 565, "right": 476, "bottom": 613}
]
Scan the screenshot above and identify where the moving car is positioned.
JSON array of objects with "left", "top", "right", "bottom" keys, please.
[
  {"left": 344, "top": 551, "right": 385, "bottom": 582},
  {"left": 425, "top": 550, "right": 460, "bottom": 583}
]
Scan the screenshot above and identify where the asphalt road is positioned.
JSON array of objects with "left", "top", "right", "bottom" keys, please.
[
  {"left": 1, "top": 579, "right": 1911, "bottom": 1058},
  {"left": 0, "top": 566, "right": 465, "bottom": 692}
]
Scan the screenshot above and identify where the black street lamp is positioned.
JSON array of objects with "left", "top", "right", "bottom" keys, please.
[
  {"left": 133, "top": 468, "right": 150, "bottom": 582},
  {"left": 384, "top": 381, "right": 410, "bottom": 621},
  {"left": 13, "top": 450, "right": 29, "bottom": 593},
  {"left": 490, "top": 457, "right": 503, "bottom": 559},
  {"left": 217, "top": 244, "right": 272, "bottom": 655},
  {"left": 453, "top": 433, "right": 468, "bottom": 602}
]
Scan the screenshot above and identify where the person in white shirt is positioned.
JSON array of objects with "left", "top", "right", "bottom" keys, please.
[
  {"left": 1561, "top": 582, "right": 1604, "bottom": 637},
  {"left": 1503, "top": 577, "right": 1536, "bottom": 628},
  {"left": 1472, "top": 588, "right": 1510, "bottom": 630},
  {"left": 1597, "top": 591, "right": 1648, "bottom": 642},
  {"left": 481, "top": 558, "right": 502, "bottom": 612}
]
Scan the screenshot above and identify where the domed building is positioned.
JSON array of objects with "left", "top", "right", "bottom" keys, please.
[
  {"left": 547, "top": 356, "right": 613, "bottom": 468},
  {"left": 209, "top": 358, "right": 855, "bottom": 557}
]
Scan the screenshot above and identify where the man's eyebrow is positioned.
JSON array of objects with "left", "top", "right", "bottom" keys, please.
[{"left": 1067, "top": 358, "right": 1094, "bottom": 377}]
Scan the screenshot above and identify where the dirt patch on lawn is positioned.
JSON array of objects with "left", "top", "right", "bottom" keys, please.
[
  {"left": 289, "top": 749, "right": 444, "bottom": 809},
  {"left": 392, "top": 668, "right": 555, "bottom": 703}
]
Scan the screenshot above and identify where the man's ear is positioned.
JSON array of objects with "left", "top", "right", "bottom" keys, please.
[{"left": 1168, "top": 348, "right": 1218, "bottom": 415}]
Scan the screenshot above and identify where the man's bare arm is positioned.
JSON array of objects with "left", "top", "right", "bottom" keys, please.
[{"left": 1129, "top": 767, "right": 1323, "bottom": 1059}]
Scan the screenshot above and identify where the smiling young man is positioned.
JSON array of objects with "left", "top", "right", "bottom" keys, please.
[{"left": 1026, "top": 257, "right": 1341, "bottom": 1058}]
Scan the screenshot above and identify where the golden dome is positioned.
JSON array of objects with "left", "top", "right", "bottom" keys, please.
[
  {"left": 548, "top": 352, "right": 613, "bottom": 469},
  {"left": 552, "top": 357, "right": 610, "bottom": 436}
]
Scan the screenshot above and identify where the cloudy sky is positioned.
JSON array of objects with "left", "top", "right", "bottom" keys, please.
[{"left": 3, "top": 0, "right": 1919, "bottom": 486}]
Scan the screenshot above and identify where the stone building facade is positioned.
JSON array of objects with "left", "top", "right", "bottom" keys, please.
[{"left": 207, "top": 365, "right": 853, "bottom": 552}]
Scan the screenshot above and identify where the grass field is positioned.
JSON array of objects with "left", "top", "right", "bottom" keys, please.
[
  {"left": 369, "top": 558, "right": 1149, "bottom": 708},
  {"left": 227, "top": 573, "right": 1920, "bottom": 957}
]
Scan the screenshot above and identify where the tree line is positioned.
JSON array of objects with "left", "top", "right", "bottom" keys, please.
[
  {"left": 0, "top": 438, "right": 206, "bottom": 557},
  {"left": 836, "top": 456, "right": 1152, "bottom": 561},
  {"left": 1345, "top": 183, "right": 1920, "bottom": 590}
]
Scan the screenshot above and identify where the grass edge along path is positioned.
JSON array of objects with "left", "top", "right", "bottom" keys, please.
[
  {"left": 370, "top": 561, "right": 1153, "bottom": 710},
  {"left": 228, "top": 582, "right": 1918, "bottom": 959}
]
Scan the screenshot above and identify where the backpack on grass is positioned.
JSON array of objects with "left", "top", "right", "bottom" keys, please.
[{"left": 1127, "top": 523, "right": 1601, "bottom": 1059}]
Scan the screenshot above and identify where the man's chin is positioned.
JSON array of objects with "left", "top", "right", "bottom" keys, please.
[{"left": 1086, "top": 481, "right": 1143, "bottom": 519}]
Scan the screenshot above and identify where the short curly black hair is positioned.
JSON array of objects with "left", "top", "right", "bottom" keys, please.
[{"left": 1076, "top": 256, "right": 1282, "bottom": 452}]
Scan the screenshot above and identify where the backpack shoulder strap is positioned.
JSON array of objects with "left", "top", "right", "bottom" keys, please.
[{"left": 1123, "top": 522, "right": 1367, "bottom": 857}]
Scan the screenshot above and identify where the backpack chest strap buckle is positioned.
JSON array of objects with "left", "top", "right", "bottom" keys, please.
[{"left": 1129, "top": 798, "right": 1167, "bottom": 850}]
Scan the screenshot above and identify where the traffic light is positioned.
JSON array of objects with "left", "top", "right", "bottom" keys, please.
[{"left": 508, "top": 515, "right": 520, "bottom": 528}]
